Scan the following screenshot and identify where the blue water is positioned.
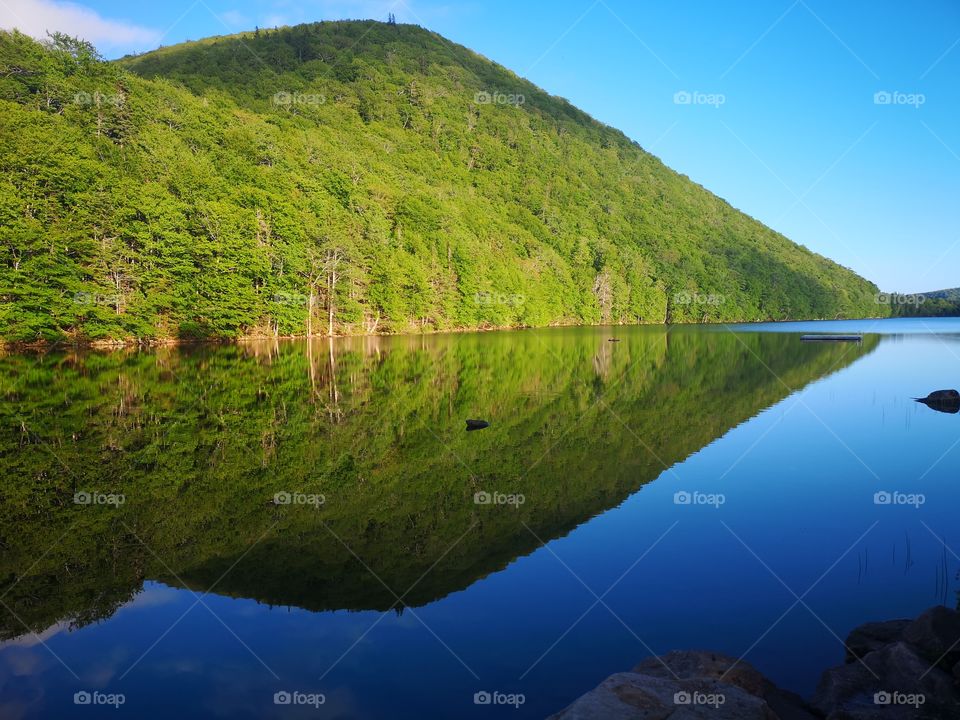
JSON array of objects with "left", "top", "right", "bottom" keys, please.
[{"left": 2, "top": 318, "right": 959, "bottom": 718}]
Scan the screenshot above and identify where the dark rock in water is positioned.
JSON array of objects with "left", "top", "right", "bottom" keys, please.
[
  {"left": 845, "top": 619, "right": 910, "bottom": 661},
  {"left": 923, "top": 389, "right": 960, "bottom": 401},
  {"left": 465, "top": 419, "right": 489, "bottom": 431},
  {"left": 813, "top": 606, "right": 960, "bottom": 719},
  {"left": 902, "top": 606, "right": 960, "bottom": 668},
  {"left": 915, "top": 389, "right": 960, "bottom": 414},
  {"left": 813, "top": 640, "right": 960, "bottom": 718}
]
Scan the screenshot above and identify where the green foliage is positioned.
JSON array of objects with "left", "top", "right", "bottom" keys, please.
[
  {"left": 0, "top": 23, "right": 886, "bottom": 344},
  {"left": 889, "top": 288, "right": 960, "bottom": 318}
]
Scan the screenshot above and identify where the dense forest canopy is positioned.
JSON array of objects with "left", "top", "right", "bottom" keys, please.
[
  {"left": 889, "top": 287, "right": 960, "bottom": 317},
  {"left": 0, "top": 22, "right": 888, "bottom": 344}
]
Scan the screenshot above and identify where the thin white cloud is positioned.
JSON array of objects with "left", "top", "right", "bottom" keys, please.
[
  {"left": 0, "top": 0, "right": 159, "bottom": 52},
  {"left": 219, "top": 9, "right": 249, "bottom": 29}
]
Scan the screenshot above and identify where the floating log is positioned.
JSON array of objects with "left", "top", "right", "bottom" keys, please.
[{"left": 800, "top": 334, "right": 862, "bottom": 343}]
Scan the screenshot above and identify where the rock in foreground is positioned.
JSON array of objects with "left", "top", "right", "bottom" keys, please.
[{"left": 551, "top": 606, "right": 960, "bottom": 719}]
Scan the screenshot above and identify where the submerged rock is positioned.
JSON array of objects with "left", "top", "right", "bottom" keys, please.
[{"left": 465, "top": 419, "right": 490, "bottom": 431}]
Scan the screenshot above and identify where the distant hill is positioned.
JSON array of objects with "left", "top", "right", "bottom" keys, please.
[
  {"left": 919, "top": 287, "right": 960, "bottom": 301},
  {"left": 890, "top": 287, "right": 960, "bottom": 317},
  {"left": 0, "top": 23, "right": 885, "bottom": 343}
]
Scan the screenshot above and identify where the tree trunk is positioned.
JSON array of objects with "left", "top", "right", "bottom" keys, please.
[{"left": 308, "top": 289, "right": 314, "bottom": 337}]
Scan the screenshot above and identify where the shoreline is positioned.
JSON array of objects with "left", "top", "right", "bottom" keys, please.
[{"left": 1, "top": 315, "right": 895, "bottom": 353}]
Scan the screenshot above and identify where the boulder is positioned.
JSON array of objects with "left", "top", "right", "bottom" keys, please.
[
  {"left": 813, "top": 641, "right": 960, "bottom": 719},
  {"left": 550, "top": 609, "right": 960, "bottom": 719},
  {"left": 548, "top": 670, "right": 776, "bottom": 720},
  {"left": 844, "top": 619, "right": 910, "bottom": 661},
  {"left": 633, "top": 650, "right": 767, "bottom": 696},
  {"left": 902, "top": 606, "right": 960, "bottom": 668},
  {"left": 632, "top": 651, "right": 819, "bottom": 719}
]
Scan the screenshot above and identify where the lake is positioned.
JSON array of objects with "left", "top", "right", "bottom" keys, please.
[{"left": 1, "top": 318, "right": 959, "bottom": 718}]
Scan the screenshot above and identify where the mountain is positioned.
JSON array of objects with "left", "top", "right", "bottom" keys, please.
[{"left": 0, "top": 23, "right": 885, "bottom": 344}]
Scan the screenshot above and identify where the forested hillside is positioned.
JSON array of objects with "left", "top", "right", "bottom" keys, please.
[
  {"left": 0, "top": 22, "right": 885, "bottom": 343},
  {"left": 890, "top": 288, "right": 960, "bottom": 317}
]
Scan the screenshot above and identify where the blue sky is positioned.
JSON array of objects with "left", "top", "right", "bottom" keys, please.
[{"left": 2, "top": 0, "right": 958, "bottom": 293}]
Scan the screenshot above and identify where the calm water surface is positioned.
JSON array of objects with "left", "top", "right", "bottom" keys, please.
[{"left": 2, "top": 319, "right": 959, "bottom": 718}]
